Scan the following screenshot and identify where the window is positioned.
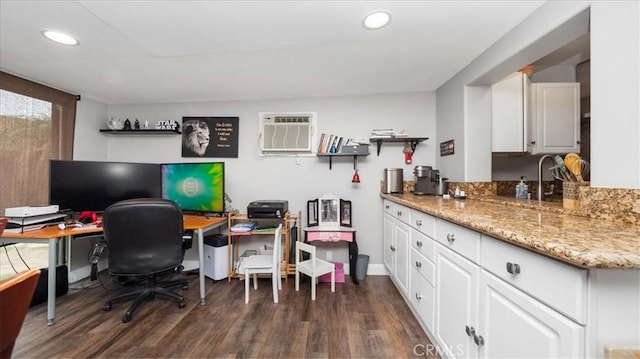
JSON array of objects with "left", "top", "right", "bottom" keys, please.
[
  {"left": 0, "top": 72, "right": 77, "bottom": 279},
  {"left": 0, "top": 71, "right": 77, "bottom": 214}
]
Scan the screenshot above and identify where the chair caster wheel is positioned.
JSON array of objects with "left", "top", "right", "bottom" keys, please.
[
  {"left": 122, "top": 313, "right": 132, "bottom": 323},
  {"left": 104, "top": 302, "right": 112, "bottom": 311},
  {"left": 178, "top": 299, "right": 186, "bottom": 308},
  {"left": 182, "top": 284, "right": 189, "bottom": 290}
]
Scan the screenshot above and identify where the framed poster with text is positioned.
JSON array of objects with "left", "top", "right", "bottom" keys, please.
[{"left": 182, "top": 117, "right": 239, "bottom": 158}]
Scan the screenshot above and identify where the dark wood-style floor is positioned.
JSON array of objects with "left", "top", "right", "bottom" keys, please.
[{"left": 14, "top": 273, "right": 438, "bottom": 358}]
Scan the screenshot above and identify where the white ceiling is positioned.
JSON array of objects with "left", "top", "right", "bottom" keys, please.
[{"left": 0, "top": 0, "right": 546, "bottom": 105}]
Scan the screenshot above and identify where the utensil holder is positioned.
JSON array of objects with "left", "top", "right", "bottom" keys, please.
[
  {"left": 563, "top": 181, "right": 588, "bottom": 210},
  {"left": 563, "top": 182, "right": 579, "bottom": 210}
]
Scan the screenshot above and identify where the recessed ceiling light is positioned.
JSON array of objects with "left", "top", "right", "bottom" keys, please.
[
  {"left": 363, "top": 11, "right": 391, "bottom": 30},
  {"left": 42, "top": 30, "right": 79, "bottom": 46}
]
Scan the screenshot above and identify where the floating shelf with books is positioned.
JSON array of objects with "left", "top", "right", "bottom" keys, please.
[
  {"left": 369, "top": 137, "right": 429, "bottom": 156},
  {"left": 316, "top": 134, "right": 370, "bottom": 170}
]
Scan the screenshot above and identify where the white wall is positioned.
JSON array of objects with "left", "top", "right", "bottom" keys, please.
[
  {"left": 74, "top": 97, "right": 108, "bottom": 160},
  {"left": 73, "top": 91, "right": 436, "bottom": 270},
  {"left": 590, "top": 1, "right": 640, "bottom": 189}
]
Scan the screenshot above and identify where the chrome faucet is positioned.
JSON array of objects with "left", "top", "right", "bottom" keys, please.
[{"left": 538, "top": 154, "right": 555, "bottom": 201}]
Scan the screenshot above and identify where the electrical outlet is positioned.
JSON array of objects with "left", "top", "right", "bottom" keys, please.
[
  {"left": 326, "top": 251, "right": 333, "bottom": 261},
  {"left": 632, "top": 200, "right": 640, "bottom": 214}
]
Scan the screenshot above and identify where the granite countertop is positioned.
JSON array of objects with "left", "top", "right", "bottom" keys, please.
[{"left": 381, "top": 193, "right": 640, "bottom": 269}]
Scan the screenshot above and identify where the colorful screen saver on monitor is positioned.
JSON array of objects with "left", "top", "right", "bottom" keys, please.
[{"left": 161, "top": 162, "right": 225, "bottom": 213}]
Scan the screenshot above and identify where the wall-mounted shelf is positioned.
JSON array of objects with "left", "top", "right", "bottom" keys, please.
[
  {"left": 99, "top": 129, "right": 181, "bottom": 136},
  {"left": 316, "top": 153, "right": 369, "bottom": 170},
  {"left": 369, "top": 137, "right": 429, "bottom": 156}
]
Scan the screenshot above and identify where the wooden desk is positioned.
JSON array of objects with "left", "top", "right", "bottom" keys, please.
[
  {"left": 0, "top": 214, "right": 226, "bottom": 325},
  {"left": 303, "top": 226, "right": 359, "bottom": 285}
]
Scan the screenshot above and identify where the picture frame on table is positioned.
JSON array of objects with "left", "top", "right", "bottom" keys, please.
[
  {"left": 307, "top": 199, "right": 318, "bottom": 227},
  {"left": 340, "top": 199, "right": 352, "bottom": 227},
  {"left": 319, "top": 195, "right": 339, "bottom": 228}
]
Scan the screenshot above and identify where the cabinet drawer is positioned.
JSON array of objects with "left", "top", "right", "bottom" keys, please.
[
  {"left": 410, "top": 266, "right": 435, "bottom": 333},
  {"left": 411, "top": 247, "right": 435, "bottom": 286},
  {"left": 435, "top": 219, "right": 480, "bottom": 263},
  {"left": 411, "top": 228, "right": 435, "bottom": 261},
  {"left": 383, "top": 199, "right": 396, "bottom": 215},
  {"left": 481, "top": 235, "right": 587, "bottom": 324},
  {"left": 383, "top": 200, "right": 412, "bottom": 224},
  {"left": 411, "top": 209, "right": 435, "bottom": 239}
]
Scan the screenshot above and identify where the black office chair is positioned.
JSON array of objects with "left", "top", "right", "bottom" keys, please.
[{"left": 102, "top": 198, "right": 188, "bottom": 323}]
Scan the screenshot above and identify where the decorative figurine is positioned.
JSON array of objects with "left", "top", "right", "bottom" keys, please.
[
  {"left": 123, "top": 118, "right": 132, "bottom": 130},
  {"left": 144, "top": 120, "right": 149, "bottom": 129},
  {"left": 134, "top": 119, "right": 140, "bottom": 129}
]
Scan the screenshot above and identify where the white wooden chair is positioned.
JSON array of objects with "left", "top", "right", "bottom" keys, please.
[
  {"left": 243, "top": 224, "right": 282, "bottom": 304},
  {"left": 295, "top": 241, "right": 335, "bottom": 300}
]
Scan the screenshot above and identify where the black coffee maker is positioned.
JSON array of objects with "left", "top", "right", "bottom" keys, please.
[{"left": 413, "top": 166, "right": 448, "bottom": 195}]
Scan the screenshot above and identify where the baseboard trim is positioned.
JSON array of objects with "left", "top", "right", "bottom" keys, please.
[
  {"left": 70, "top": 260, "right": 390, "bottom": 282},
  {"left": 69, "top": 259, "right": 107, "bottom": 283},
  {"left": 343, "top": 263, "right": 388, "bottom": 276}
]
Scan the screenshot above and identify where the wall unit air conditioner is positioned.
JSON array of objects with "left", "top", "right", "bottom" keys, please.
[{"left": 259, "top": 112, "right": 316, "bottom": 153}]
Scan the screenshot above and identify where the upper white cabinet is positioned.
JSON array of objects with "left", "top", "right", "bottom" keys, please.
[
  {"left": 491, "top": 72, "right": 580, "bottom": 154},
  {"left": 492, "top": 72, "right": 530, "bottom": 152},
  {"left": 528, "top": 82, "right": 581, "bottom": 154}
]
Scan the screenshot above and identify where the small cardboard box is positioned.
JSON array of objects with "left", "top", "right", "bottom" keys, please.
[{"left": 319, "top": 261, "right": 345, "bottom": 283}]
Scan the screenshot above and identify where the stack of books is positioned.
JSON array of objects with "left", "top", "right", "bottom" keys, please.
[
  {"left": 370, "top": 129, "right": 408, "bottom": 138},
  {"left": 317, "top": 134, "right": 347, "bottom": 153}
]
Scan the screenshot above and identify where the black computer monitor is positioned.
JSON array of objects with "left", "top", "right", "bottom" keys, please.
[
  {"left": 49, "top": 160, "right": 162, "bottom": 213},
  {"left": 161, "top": 162, "right": 225, "bottom": 214}
]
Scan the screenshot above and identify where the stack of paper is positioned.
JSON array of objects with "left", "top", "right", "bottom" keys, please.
[{"left": 230, "top": 222, "right": 257, "bottom": 232}]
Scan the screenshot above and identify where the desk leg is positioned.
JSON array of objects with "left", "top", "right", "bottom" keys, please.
[
  {"left": 47, "top": 238, "right": 57, "bottom": 325},
  {"left": 349, "top": 234, "right": 359, "bottom": 285},
  {"left": 196, "top": 228, "right": 206, "bottom": 305}
]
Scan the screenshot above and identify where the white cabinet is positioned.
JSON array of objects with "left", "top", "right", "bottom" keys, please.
[
  {"left": 491, "top": 72, "right": 580, "bottom": 154},
  {"left": 492, "top": 72, "right": 530, "bottom": 152},
  {"left": 382, "top": 199, "right": 638, "bottom": 359},
  {"left": 478, "top": 271, "right": 585, "bottom": 358},
  {"left": 436, "top": 244, "right": 480, "bottom": 359},
  {"left": 528, "top": 82, "right": 581, "bottom": 154},
  {"left": 383, "top": 200, "right": 410, "bottom": 296}
]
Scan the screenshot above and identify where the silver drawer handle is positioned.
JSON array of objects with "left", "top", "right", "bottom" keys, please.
[
  {"left": 474, "top": 334, "right": 485, "bottom": 346},
  {"left": 415, "top": 293, "right": 422, "bottom": 300},
  {"left": 465, "top": 325, "right": 475, "bottom": 337},
  {"left": 446, "top": 233, "right": 455, "bottom": 243},
  {"left": 385, "top": 204, "right": 390, "bottom": 209},
  {"left": 416, "top": 219, "right": 422, "bottom": 226},
  {"left": 506, "top": 262, "right": 521, "bottom": 274},
  {"left": 397, "top": 210, "right": 403, "bottom": 216},
  {"left": 416, "top": 240, "right": 423, "bottom": 248},
  {"left": 415, "top": 261, "right": 422, "bottom": 268}
]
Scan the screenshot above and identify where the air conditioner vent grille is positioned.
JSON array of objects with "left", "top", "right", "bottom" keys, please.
[
  {"left": 259, "top": 112, "right": 316, "bottom": 153},
  {"left": 273, "top": 116, "right": 310, "bottom": 124}
]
